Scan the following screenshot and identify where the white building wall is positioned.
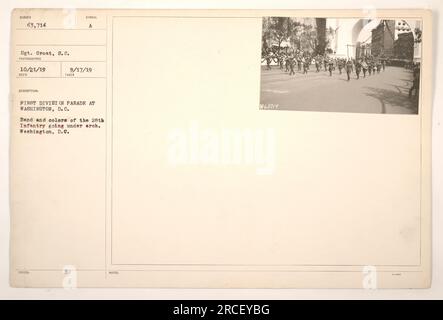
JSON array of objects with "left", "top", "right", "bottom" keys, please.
[{"left": 326, "top": 18, "right": 360, "bottom": 58}]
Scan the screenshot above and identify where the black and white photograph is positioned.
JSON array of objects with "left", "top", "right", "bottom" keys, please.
[{"left": 260, "top": 18, "right": 423, "bottom": 114}]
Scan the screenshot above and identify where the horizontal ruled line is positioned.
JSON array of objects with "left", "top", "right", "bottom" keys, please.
[
  {"left": 15, "top": 44, "right": 106, "bottom": 46},
  {"left": 16, "top": 28, "right": 106, "bottom": 31},
  {"left": 21, "top": 269, "right": 423, "bottom": 273},
  {"left": 16, "top": 60, "right": 106, "bottom": 63},
  {"left": 16, "top": 76, "right": 106, "bottom": 79}
]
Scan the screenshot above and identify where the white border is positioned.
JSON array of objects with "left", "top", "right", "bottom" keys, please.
[{"left": 1, "top": 0, "right": 442, "bottom": 299}]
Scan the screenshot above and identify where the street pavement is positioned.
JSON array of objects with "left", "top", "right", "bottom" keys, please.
[{"left": 260, "top": 65, "right": 419, "bottom": 114}]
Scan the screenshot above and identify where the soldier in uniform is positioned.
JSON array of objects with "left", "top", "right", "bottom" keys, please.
[
  {"left": 288, "top": 54, "right": 296, "bottom": 76},
  {"left": 328, "top": 59, "right": 334, "bottom": 76},
  {"left": 303, "top": 57, "right": 309, "bottom": 74},
  {"left": 345, "top": 59, "right": 353, "bottom": 81},
  {"left": 368, "top": 60, "right": 373, "bottom": 76},
  {"left": 264, "top": 51, "right": 273, "bottom": 70},
  {"left": 285, "top": 54, "right": 291, "bottom": 72},
  {"left": 381, "top": 59, "right": 386, "bottom": 71},
  {"left": 409, "top": 63, "right": 420, "bottom": 98},
  {"left": 278, "top": 52, "right": 285, "bottom": 70},
  {"left": 323, "top": 56, "right": 328, "bottom": 71},
  {"left": 376, "top": 60, "right": 382, "bottom": 74},
  {"left": 337, "top": 59, "right": 344, "bottom": 75},
  {"left": 315, "top": 56, "right": 321, "bottom": 72},
  {"left": 361, "top": 59, "right": 368, "bottom": 78},
  {"left": 355, "top": 59, "right": 362, "bottom": 80},
  {"left": 297, "top": 55, "right": 302, "bottom": 71}
]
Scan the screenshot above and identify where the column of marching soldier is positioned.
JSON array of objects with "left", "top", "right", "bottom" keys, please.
[
  {"left": 262, "top": 49, "right": 388, "bottom": 81},
  {"left": 261, "top": 48, "right": 421, "bottom": 98}
]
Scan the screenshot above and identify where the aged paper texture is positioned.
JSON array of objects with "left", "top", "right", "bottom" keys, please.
[{"left": 10, "top": 9, "right": 432, "bottom": 288}]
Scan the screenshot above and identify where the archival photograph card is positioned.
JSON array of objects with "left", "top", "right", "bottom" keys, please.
[{"left": 9, "top": 9, "right": 432, "bottom": 288}]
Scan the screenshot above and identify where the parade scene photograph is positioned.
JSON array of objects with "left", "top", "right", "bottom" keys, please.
[{"left": 260, "top": 17, "right": 422, "bottom": 114}]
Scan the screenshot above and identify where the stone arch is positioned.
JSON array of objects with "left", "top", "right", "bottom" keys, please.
[
  {"left": 330, "top": 18, "right": 374, "bottom": 58},
  {"left": 351, "top": 19, "right": 373, "bottom": 45},
  {"left": 328, "top": 18, "right": 421, "bottom": 60}
]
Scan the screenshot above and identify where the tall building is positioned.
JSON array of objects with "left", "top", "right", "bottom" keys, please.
[
  {"left": 371, "top": 20, "right": 396, "bottom": 57},
  {"left": 396, "top": 19, "right": 422, "bottom": 62},
  {"left": 394, "top": 32, "right": 414, "bottom": 60},
  {"left": 315, "top": 18, "right": 327, "bottom": 55}
]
